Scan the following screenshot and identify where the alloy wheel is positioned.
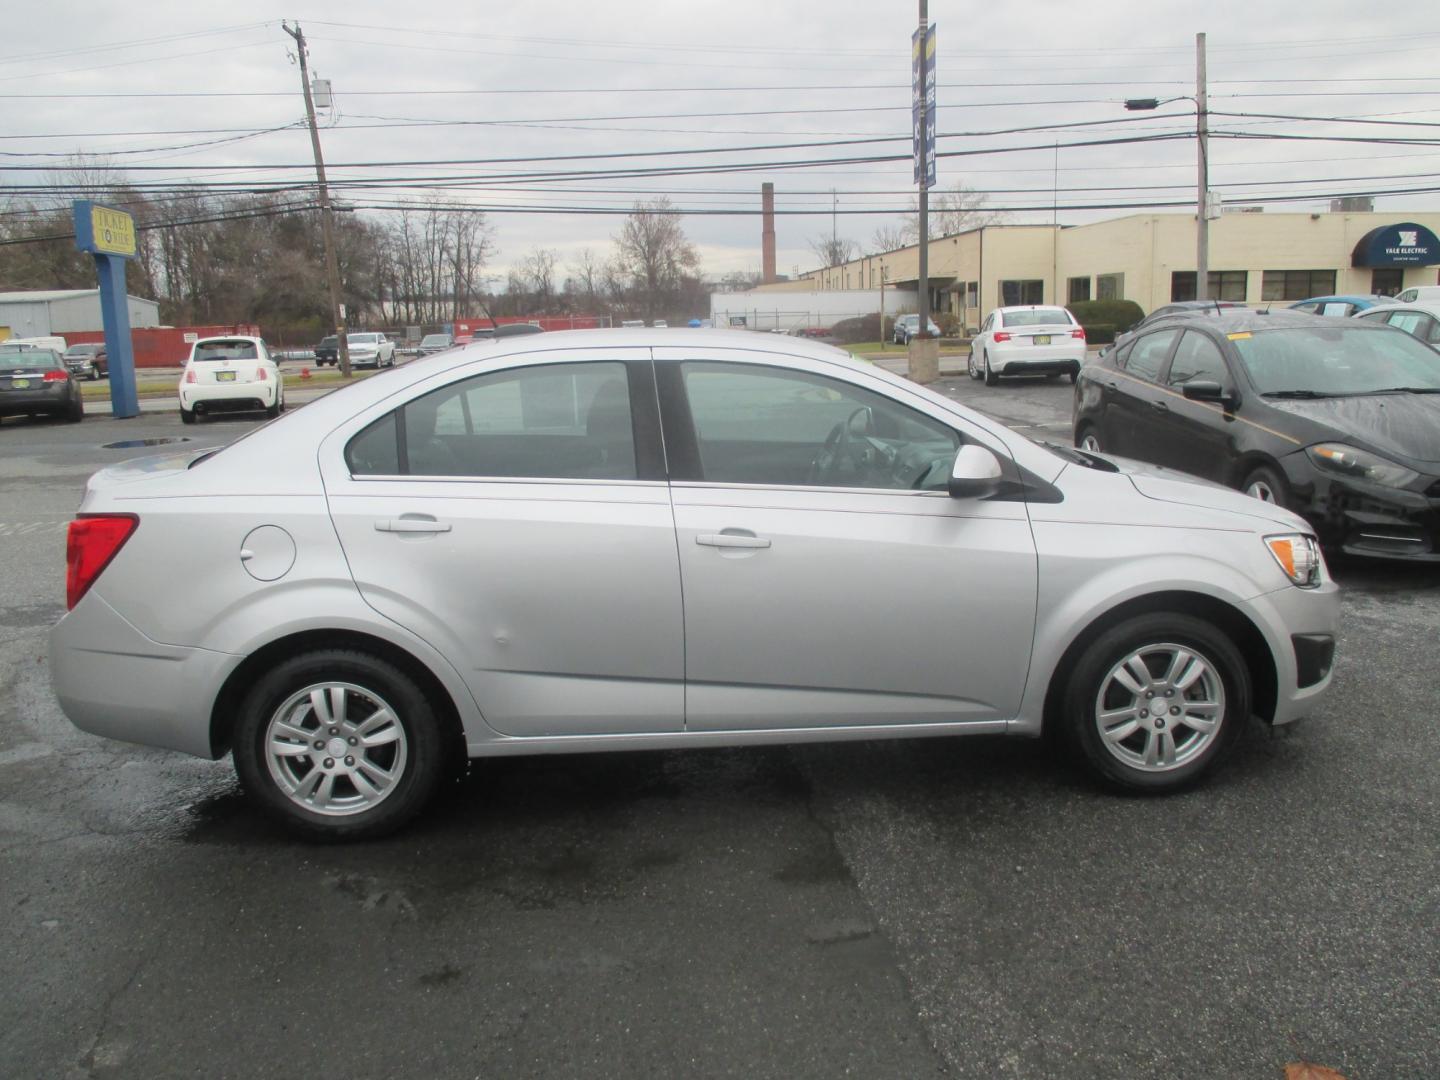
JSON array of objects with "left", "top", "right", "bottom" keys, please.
[
  {"left": 264, "top": 682, "right": 408, "bottom": 816},
  {"left": 1092, "top": 642, "right": 1225, "bottom": 772}
]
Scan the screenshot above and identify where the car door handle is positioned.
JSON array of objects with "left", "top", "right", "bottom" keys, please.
[
  {"left": 1150, "top": 400, "right": 1170, "bottom": 414},
  {"left": 374, "top": 517, "right": 452, "bottom": 534},
  {"left": 696, "top": 532, "right": 771, "bottom": 549}
]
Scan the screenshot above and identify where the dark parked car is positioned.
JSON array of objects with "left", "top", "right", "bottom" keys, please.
[
  {"left": 62, "top": 343, "right": 108, "bottom": 380},
  {"left": 314, "top": 336, "right": 339, "bottom": 366},
  {"left": 0, "top": 348, "right": 84, "bottom": 424},
  {"left": 1073, "top": 310, "right": 1440, "bottom": 561},
  {"left": 1099, "top": 300, "right": 1246, "bottom": 358}
]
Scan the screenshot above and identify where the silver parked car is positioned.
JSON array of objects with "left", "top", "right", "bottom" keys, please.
[{"left": 50, "top": 330, "right": 1338, "bottom": 839}]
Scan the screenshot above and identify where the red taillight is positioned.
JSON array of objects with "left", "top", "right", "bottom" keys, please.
[
  {"left": 993, "top": 331, "right": 1012, "bottom": 343},
  {"left": 65, "top": 514, "right": 138, "bottom": 610},
  {"left": 43, "top": 370, "right": 68, "bottom": 382},
  {"left": 185, "top": 369, "right": 196, "bottom": 383},
  {"left": 256, "top": 367, "right": 268, "bottom": 381},
  {"left": 1071, "top": 327, "right": 1086, "bottom": 339}
]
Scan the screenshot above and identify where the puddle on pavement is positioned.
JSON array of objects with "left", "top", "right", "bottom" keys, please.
[{"left": 101, "top": 436, "right": 194, "bottom": 450}]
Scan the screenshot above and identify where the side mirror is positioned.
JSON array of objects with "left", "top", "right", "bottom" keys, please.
[
  {"left": 1181, "top": 380, "right": 1238, "bottom": 409},
  {"left": 948, "top": 444, "right": 1003, "bottom": 499}
]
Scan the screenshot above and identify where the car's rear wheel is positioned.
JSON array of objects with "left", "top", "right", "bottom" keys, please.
[
  {"left": 1241, "top": 464, "right": 1288, "bottom": 508},
  {"left": 233, "top": 650, "right": 450, "bottom": 840},
  {"left": 65, "top": 395, "right": 84, "bottom": 423},
  {"left": 179, "top": 405, "right": 197, "bottom": 424},
  {"left": 1061, "top": 613, "right": 1249, "bottom": 792}
]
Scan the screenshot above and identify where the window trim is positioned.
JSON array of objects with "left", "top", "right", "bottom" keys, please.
[
  {"left": 1164, "top": 328, "right": 1234, "bottom": 389},
  {"left": 1121, "top": 328, "right": 1182, "bottom": 383}
]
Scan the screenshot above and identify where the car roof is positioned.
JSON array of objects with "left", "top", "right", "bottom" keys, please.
[
  {"left": 1158, "top": 309, "right": 1388, "bottom": 333},
  {"left": 1292, "top": 295, "right": 1390, "bottom": 305},
  {"left": 1355, "top": 300, "right": 1440, "bottom": 316}
]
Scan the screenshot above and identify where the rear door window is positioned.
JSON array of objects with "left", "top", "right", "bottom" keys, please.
[{"left": 1121, "top": 329, "right": 1179, "bottom": 383}]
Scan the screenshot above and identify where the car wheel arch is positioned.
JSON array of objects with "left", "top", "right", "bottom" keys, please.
[
  {"left": 208, "top": 628, "right": 467, "bottom": 761},
  {"left": 1227, "top": 451, "right": 1292, "bottom": 493},
  {"left": 1039, "top": 590, "right": 1277, "bottom": 740}
]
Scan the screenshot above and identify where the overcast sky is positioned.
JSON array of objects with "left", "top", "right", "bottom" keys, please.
[{"left": 7, "top": 2, "right": 1440, "bottom": 286}]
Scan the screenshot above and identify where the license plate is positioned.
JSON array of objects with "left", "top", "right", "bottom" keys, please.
[
  {"left": 12, "top": 378, "right": 29, "bottom": 389},
  {"left": 1034, "top": 335, "right": 1051, "bottom": 345},
  {"left": 216, "top": 371, "right": 236, "bottom": 382}
]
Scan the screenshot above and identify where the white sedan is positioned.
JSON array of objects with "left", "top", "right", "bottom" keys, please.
[
  {"left": 969, "top": 306, "right": 1087, "bottom": 385},
  {"left": 177, "top": 336, "right": 284, "bottom": 424}
]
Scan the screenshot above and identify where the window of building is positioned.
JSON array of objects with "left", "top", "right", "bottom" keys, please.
[
  {"left": 679, "top": 362, "right": 959, "bottom": 490},
  {"left": 999, "top": 279, "right": 1044, "bottom": 306},
  {"left": 965, "top": 281, "right": 978, "bottom": 308},
  {"left": 1371, "top": 268, "right": 1404, "bottom": 297},
  {"left": 1261, "top": 270, "right": 1337, "bottom": 302},
  {"left": 1096, "top": 273, "right": 1125, "bottom": 301},
  {"left": 1170, "top": 271, "right": 1248, "bottom": 303},
  {"left": 1067, "top": 277, "right": 1091, "bottom": 303}
]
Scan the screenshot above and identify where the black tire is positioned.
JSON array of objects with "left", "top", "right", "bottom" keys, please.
[
  {"left": 1075, "top": 424, "right": 1102, "bottom": 453},
  {"left": 179, "top": 406, "right": 197, "bottom": 425},
  {"left": 968, "top": 349, "right": 982, "bottom": 380},
  {"left": 1068, "top": 370, "right": 1079, "bottom": 385},
  {"left": 1240, "top": 464, "right": 1288, "bottom": 509},
  {"left": 983, "top": 351, "right": 998, "bottom": 386},
  {"left": 1059, "top": 613, "right": 1250, "bottom": 793},
  {"left": 232, "top": 649, "right": 451, "bottom": 840},
  {"left": 88, "top": 368, "right": 98, "bottom": 382},
  {"left": 66, "top": 395, "right": 84, "bottom": 423},
  {"left": 264, "top": 397, "right": 280, "bottom": 419}
]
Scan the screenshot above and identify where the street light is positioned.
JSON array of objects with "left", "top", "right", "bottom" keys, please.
[{"left": 1124, "top": 33, "right": 1211, "bottom": 301}]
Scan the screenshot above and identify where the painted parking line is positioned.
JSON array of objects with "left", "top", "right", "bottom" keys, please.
[{"left": 0, "top": 520, "right": 70, "bottom": 537}]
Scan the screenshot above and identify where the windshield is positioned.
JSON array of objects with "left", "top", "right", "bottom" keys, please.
[
  {"left": 1002, "top": 309, "right": 1071, "bottom": 327},
  {"left": 1, "top": 349, "right": 62, "bottom": 370},
  {"left": 1232, "top": 325, "right": 1440, "bottom": 396},
  {"left": 319, "top": 336, "right": 337, "bottom": 348},
  {"left": 420, "top": 334, "right": 450, "bottom": 346},
  {"left": 65, "top": 344, "right": 102, "bottom": 357},
  {"left": 193, "top": 340, "right": 258, "bottom": 361}
]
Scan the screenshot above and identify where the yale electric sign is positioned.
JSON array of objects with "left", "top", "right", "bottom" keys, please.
[{"left": 74, "top": 202, "right": 137, "bottom": 258}]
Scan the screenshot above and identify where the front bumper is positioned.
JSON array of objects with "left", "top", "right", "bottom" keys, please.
[
  {"left": 1246, "top": 576, "right": 1341, "bottom": 726},
  {"left": 1282, "top": 455, "right": 1440, "bottom": 562},
  {"left": 49, "top": 590, "right": 241, "bottom": 759},
  {"left": 65, "top": 360, "right": 95, "bottom": 378}
]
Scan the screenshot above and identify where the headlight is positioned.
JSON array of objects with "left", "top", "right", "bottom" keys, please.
[
  {"left": 1265, "top": 534, "right": 1323, "bottom": 588},
  {"left": 1306, "top": 443, "right": 1419, "bottom": 489}
]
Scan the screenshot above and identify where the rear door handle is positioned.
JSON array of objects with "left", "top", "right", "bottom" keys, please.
[
  {"left": 696, "top": 533, "right": 771, "bottom": 549},
  {"left": 375, "top": 516, "right": 452, "bottom": 534}
]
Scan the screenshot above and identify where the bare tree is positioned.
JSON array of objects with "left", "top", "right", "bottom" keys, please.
[
  {"left": 567, "top": 247, "right": 606, "bottom": 310},
  {"left": 519, "top": 248, "right": 558, "bottom": 311},
  {"left": 868, "top": 223, "right": 909, "bottom": 255},
  {"left": 808, "top": 234, "right": 857, "bottom": 269},
  {"left": 612, "top": 197, "right": 699, "bottom": 320},
  {"left": 903, "top": 184, "right": 1006, "bottom": 242}
]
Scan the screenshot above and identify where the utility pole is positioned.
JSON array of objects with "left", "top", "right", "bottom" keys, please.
[
  {"left": 1195, "top": 31, "right": 1210, "bottom": 303},
  {"left": 831, "top": 188, "right": 838, "bottom": 260},
  {"left": 917, "top": 0, "right": 930, "bottom": 342},
  {"left": 283, "top": 21, "right": 350, "bottom": 376}
]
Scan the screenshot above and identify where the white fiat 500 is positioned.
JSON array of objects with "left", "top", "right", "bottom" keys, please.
[
  {"left": 178, "top": 336, "right": 283, "bottom": 423},
  {"left": 54, "top": 330, "right": 1337, "bottom": 839},
  {"left": 970, "top": 305, "right": 1087, "bottom": 385}
]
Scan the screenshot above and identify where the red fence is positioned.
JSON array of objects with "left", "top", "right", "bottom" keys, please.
[
  {"left": 64, "top": 324, "right": 261, "bottom": 369},
  {"left": 452, "top": 315, "right": 611, "bottom": 337}
]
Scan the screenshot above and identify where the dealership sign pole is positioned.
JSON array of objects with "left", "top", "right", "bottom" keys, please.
[
  {"left": 72, "top": 200, "right": 140, "bottom": 419},
  {"left": 910, "top": 3, "right": 937, "bottom": 381}
]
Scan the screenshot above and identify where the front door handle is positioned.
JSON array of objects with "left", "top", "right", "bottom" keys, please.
[
  {"left": 375, "top": 516, "right": 452, "bottom": 534},
  {"left": 696, "top": 532, "right": 771, "bottom": 549},
  {"left": 1150, "top": 400, "right": 1170, "bottom": 414}
]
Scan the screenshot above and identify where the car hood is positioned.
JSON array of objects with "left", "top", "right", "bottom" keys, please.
[
  {"left": 1261, "top": 393, "right": 1440, "bottom": 466},
  {"left": 1090, "top": 453, "right": 1308, "bottom": 531}
]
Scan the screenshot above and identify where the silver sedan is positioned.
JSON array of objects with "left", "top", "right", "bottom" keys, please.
[{"left": 50, "top": 330, "right": 1339, "bottom": 838}]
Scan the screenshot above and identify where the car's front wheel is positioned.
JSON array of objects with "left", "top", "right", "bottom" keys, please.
[
  {"left": 1060, "top": 613, "right": 1249, "bottom": 792},
  {"left": 983, "top": 351, "right": 998, "bottom": 386},
  {"left": 232, "top": 650, "right": 450, "bottom": 840},
  {"left": 1241, "top": 464, "right": 1288, "bottom": 508},
  {"left": 1075, "top": 426, "right": 1102, "bottom": 453}
]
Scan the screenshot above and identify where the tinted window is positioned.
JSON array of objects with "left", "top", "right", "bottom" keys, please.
[
  {"left": 1122, "top": 330, "right": 1178, "bottom": 382},
  {"left": 406, "top": 361, "right": 634, "bottom": 479},
  {"left": 680, "top": 362, "right": 959, "bottom": 490},
  {"left": 346, "top": 413, "right": 400, "bottom": 475},
  {"left": 193, "top": 340, "right": 258, "bottom": 361},
  {"left": 1167, "top": 331, "right": 1228, "bottom": 387},
  {"left": 0, "top": 349, "right": 62, "bottom": 370}
]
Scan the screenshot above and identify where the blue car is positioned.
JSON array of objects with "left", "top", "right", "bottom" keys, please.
[{"left": 1288, "top": 295, "right": 1395, "bottom": 317}]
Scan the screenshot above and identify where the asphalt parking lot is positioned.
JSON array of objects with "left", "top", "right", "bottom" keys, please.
[{"left": 2, "top": 376, "right": 1437, "bottom": 1079}]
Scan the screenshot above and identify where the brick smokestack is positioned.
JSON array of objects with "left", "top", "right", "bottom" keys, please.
[{"left": 761, "top": 182, "right": 777, "bottom": 283}]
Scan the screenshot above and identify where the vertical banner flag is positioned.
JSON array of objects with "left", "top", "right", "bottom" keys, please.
[{"left": 912, "top": 24, "right": 937, "bottom": 189}]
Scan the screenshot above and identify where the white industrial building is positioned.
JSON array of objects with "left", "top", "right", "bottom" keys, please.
[
  {"left": 0, "top": 289, "right": 161, "bottom": 341},
  {"left": 710, "top": 286, "right": 919, "bottom": 334}
]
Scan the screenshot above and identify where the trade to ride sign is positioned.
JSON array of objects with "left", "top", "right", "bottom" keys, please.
[
  {"left": 73, "top": 201, "right": 137, "bottom": 259},
  {"left": 911, "top": 23, "right": 937, "bottom": 189}
]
